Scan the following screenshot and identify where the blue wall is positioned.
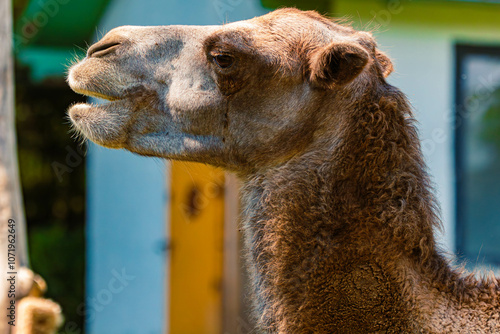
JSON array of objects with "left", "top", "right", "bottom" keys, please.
[{"left": 87, "top": 145, "right": 167, "bottom": 334}]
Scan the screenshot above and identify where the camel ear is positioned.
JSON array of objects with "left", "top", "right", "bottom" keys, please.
[
  {"left": 309, "top": 41, "right": 369, "bottom": 89},
  {"left": 375, "top": 49, "right": 393, "bottom": 78}
]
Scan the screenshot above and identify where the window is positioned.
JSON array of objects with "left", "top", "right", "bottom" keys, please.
[{"left": 455, "top": 45, "right": 500, "bottom": 268}]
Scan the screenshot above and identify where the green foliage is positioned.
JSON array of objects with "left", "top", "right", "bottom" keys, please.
[
  {"left": 15, "top": 62, "right": 87, "bottom": 332},
  {"left": 28, "top": 224, "right": 85, "bottom": 333},
  {"left": 12, "top": 0, "right": 30, "bottom": 20}
]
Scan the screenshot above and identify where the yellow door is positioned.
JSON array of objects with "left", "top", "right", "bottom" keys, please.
[{"left": 169, "top": 162, "right": 225, "bottom": 334}]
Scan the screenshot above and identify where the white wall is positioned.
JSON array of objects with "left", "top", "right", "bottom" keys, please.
[
  {"left": 374, "top": 24, "right": 500, "bottom": 255},
  {"left": 87, "top": 1, "right": 267, "bottom": 333}
]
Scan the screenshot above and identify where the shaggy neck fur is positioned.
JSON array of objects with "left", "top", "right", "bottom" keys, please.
[{"left": 239, "top": 80, "right": 500, "bottom": 333}]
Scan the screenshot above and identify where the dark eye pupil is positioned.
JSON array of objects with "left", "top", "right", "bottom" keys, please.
[{"left": 214, "top": 55, "right": 234, "bottom": 69}]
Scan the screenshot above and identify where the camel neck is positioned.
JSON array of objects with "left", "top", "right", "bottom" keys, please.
[
  {"left": 237, "top": 85, "right": 498, "bottom": 332},
  {"left": 239, "top": 155, "right": 418, "bottom": 332}
]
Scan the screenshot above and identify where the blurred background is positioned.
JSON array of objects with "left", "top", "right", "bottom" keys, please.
[{"left": 6, "top": 0, "right": 500, "bottom": 333}]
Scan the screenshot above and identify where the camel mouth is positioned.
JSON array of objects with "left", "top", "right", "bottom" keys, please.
[
  {"left": 67, "top": 101, "right": 124, "bottom": 127},
  {"left": 67, "top": 100, "right": 131, "bottom": 149},
  {"left": 71, "top": 87, "right": 124, "bottom": 102},
  {"left": 67, "top": 65, "right": 131, "bottom": 102},
  {"left": 68, "top": 77, "right": 147, "bottom": 104}
]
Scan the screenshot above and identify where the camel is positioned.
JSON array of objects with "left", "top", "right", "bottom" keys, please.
[{"left": 66, "top": 8, "right": 500, "bottom": 333}]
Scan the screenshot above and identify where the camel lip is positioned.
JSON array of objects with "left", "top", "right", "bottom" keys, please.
[
  {"left": 70, "top": 83, "right": 148, "bottom": 103},
  {"left": 71, "top": 87, "right": 124, "bottom": 102}
]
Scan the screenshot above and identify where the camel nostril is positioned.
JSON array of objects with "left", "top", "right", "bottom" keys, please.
[{"left": 87, "top": 41, "right": 121, "bottom": 58}]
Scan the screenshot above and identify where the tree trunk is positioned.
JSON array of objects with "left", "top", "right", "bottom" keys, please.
[{"left": 0, "top": 1, "right": 28, "bottom": 333}]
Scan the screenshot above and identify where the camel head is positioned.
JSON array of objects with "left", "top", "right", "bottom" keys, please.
[{"left": 67, "top": 8, "right": 393, "bottom": 172}]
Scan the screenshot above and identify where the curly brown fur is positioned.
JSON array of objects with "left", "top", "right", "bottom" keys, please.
[{"left": 240, "top": 76, "right": 500, "bottom": 333}]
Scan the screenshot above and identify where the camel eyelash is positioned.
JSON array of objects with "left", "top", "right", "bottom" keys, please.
[{"left": 212, "top": 54, "right": 235, "bottom": 69}]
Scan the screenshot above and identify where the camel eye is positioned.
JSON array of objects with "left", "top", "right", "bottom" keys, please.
[{"left": 213, "top": 54, "right": 234, "bottom": 69}]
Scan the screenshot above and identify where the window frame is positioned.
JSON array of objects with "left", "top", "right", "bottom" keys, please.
[{"left": 455, "top": 44, "right": 500, "bottom": 265}]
